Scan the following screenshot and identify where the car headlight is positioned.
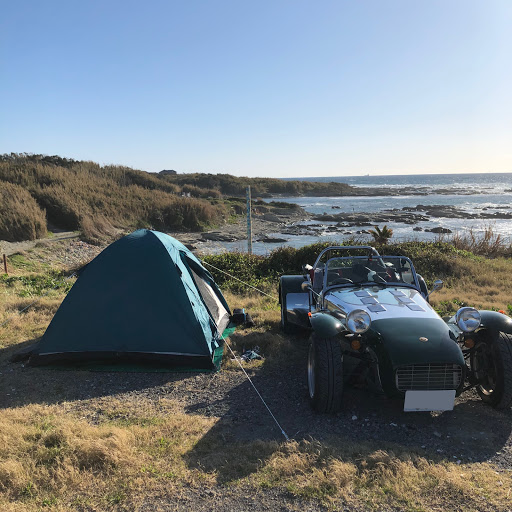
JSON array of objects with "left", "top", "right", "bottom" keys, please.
[
  {"left": 347, "top": 309, "right": 371, "bottom": 334},
  {"left": 455, "top": 307, "right": 481, "bottom": 332}
]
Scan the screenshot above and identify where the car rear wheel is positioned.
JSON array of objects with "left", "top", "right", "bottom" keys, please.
[
  {"left": 471, "top": 331, "right": 512, "bottom": 409},
  {"left": 307, "top": 335, "right": 343, "bottom": 413}
]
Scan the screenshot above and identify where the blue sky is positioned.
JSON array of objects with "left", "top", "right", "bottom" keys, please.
[{"left": 1, "top": 1, "right": 511, "bottom": 177}]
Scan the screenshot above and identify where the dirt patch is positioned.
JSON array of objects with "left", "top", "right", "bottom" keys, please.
[{"left": 1, "top": 231, "right": 80, "bottom": 257}]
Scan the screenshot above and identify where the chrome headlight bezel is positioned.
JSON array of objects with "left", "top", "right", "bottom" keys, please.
[
  {"left": 346, "top": 309, "right": 371, "bottom": 334},
  {"left": 455, "top": 307, "right": 481, "bottom": 333}
]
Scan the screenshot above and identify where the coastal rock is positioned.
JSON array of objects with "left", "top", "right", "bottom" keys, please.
[
  {"left": 201, "top": 232, "right": 238, "bottom": 242},
  {"left": 256, "top": 236, "right": 288, "bottom": 243},
  {"left": 313, "top": 211, "right": 428, "bottom": 225},
  {"left": 262, "top": 213, "right": 281, "bottom": 222},
  {"left": 480, "top": 211, "right": 512, "bottom": 219},
  {"left": 400, "top": 204, "right": 512, "bottom": 220},
  {"left": 430, "top": 227, "right": 452, "bottom": 234}
]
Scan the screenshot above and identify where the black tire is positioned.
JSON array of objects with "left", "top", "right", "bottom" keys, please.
[
  {"left": 471, "top": 331, "right": 512, "bottom": 409},
  {"left": 307, "top": 335, "right": 344, "bottom": 413}
]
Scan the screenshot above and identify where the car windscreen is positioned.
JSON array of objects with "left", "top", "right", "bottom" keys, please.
[{"left": 325, "top": 256, "right": 416, "bottom": 287}]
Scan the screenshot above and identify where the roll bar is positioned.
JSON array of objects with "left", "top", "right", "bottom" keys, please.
[{"left": 313, "top": 246, "right": 381, "bottom": 269}]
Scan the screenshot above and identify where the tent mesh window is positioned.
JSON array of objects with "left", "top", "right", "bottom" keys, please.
[{"left": 188, "top": 264, "right": 230, "bottom": 335}]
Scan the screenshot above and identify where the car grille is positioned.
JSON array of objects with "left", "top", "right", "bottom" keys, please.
[{"left": 395, "top": 363, "right": 463, "bottom": 391}]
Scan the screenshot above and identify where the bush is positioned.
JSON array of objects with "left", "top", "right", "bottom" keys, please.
[
  {"left": 202, "top": 241, "right": 479, "bottom": 294},
  {"left": 0, "top": 182, "right": 47, "bottom": 241},
  {"left": 0, "top": 154, "right": 228, "bottom": 239},
  {"left": 79, "top": 215, "right": 117, "bottom": 245}
]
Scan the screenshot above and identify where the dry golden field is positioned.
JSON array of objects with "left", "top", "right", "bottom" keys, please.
[{"left": 1, "top": 242, "right": 512, "bottom": 511}]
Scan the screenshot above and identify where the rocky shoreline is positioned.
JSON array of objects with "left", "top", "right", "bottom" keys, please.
[
  {"left": 172, "top": 203, "right": 510, "bottom": 252},
  {"left": 2, "top": 203, "right": 508, "bottom": 259}
]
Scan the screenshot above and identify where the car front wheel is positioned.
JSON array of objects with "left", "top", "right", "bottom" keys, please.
[
  {"left": 471, "top": 331, "right": 512, "bottom": 409},
  {"left": 308, "top": 335, "right": 344, "bottom": 413}
]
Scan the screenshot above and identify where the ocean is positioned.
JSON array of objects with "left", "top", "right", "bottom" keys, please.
[
  {"left": 226, "top": 173, "right": 512, "bottom": 254},
  {"left": 284, "top": 172, "right": 512, "bottom": 193}
]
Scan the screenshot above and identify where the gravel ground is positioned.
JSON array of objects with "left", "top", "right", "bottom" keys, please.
[{"left": 1, "top": 334, "right": 511, "bottom": 510}]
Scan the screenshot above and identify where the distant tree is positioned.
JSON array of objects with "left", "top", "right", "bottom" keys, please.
[{"left": 369, "top": 225, "right": 393, "bottom": 245}]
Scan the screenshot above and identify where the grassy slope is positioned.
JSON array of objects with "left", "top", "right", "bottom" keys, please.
[
  {"left": 0, "top": 153, "right": 357, "bottom": 243},
  {"left": 162, "top": 172, "right": 358, "bottom": 197},
  {"left": 0, "top": 154, "right": 228, "bottom": 242},
  {"left": 1, "top": 243, "right": 512, "bottom": 511}
]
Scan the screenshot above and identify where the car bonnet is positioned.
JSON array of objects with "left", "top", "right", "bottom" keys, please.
[{"left": 325, "top": 286, "right": 440, "bottom": 321}]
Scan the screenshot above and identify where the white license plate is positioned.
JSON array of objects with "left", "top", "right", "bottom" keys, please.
[{"left": 404, "top": 390, "right": 456, "bottom": 412}]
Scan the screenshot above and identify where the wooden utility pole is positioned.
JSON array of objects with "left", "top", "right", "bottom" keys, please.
[
  {"left": 3, "top": 254, "right": 7, "bottom": 275},
  {"left": 246, "top": 186, "right": 252, "bottom": 254}
]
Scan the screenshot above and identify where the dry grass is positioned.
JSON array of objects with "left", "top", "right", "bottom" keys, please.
[
  {"left": 0, "top": 403, "right": 217, "bottom": 511},
  {"left": 2, "top": 244, "right": 512, "bottom": 510},
  {"left": 0, "top": 154, "right": 228, "bottom": 240},
  {"left": 429, "top": 256, "right": 512, "bottom": 314},
  {"left": 220, "top": 290, "right": 295, "bottom": 369},
  {"left": 0, "top": 182, "right": 47, "bottom": 242},
  {"left": 0, "top": 257, "right": 71, "bottom": 360},
  {"left": 448, "top": 225, "right": 512, "bottom": 258},
  {"left": 1, "top": 404, "right": 511, "bottom": 511},
  {"left": 79, "top": 214, "right": 118, "bottom": 245},
  {"left": 252, "top": 440, "right": 512, "bottom": 510}
]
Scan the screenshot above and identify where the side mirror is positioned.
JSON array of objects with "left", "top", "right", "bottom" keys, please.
[
  {"left": 428, "top": 279, "right": 443, "bottom": 298},
  {"left": 301, "top": 281, "right": 311, "bottom": 292},
  {"left": 433, "top": 279, "right": 443, "bottom": 291}
]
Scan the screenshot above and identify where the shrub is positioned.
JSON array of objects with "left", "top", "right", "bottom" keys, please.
[
  {"left": 0, "top": 154, "right": 228, "bottom": 239},
  {"left": 0, "top": 182, "right": 47, "bottom": 241},
  {"left": 202, "top": 241, "right": 479, "bottom": 294},
  {"left": 79, "top": 215, "right": 117, "bottom": 245}
]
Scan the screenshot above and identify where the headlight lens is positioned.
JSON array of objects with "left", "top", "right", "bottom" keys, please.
[
  {"left": 455, "top": 307, "right": 481, "bottom": 332},
  {"left": 347, "top": 309, "right": 371, "bottom": 334}
]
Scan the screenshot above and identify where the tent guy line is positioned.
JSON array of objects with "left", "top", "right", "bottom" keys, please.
[
  {"left": 201, "top": 261, "right": 278, "bottom": 301},
  {"left": 222, "top": 335, "right": 290, "bottom": 441},
  {"left": 200, "top": 260, "right": 292, "bottom": 440},
  {"left": 204, "top": 304, "right": 290, "bottom": 441}
]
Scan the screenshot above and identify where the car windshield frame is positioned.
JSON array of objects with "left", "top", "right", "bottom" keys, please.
[{"left": 321, "top": 254, "right": 420, "bottom": 292}]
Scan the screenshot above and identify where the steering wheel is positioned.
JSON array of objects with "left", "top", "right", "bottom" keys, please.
[
  {"left": 330, "top": 278, "right": 354, "bottom": 285},
  {"left": 372, "top": 273, "right": 388, "bottom": 284}
]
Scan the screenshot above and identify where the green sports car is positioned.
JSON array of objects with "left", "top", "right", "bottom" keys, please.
[{"left": 279, "top": 246, "right": 512, "bottom": 413}]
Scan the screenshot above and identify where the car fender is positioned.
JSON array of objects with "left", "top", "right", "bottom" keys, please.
[
  {"left": 369, "top": 317, "right": 465, "bottom": 368},
  {"left": 310, "top": 312, "right": 344, "bottom": 338},
  {"left": 478, "top": 310, "right": 512, "bottom": 335},
  {"left": 448, "top": 310, "right": 512, "bottom": 337}
]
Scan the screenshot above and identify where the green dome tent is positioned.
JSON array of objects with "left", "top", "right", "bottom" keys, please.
[{"left": 24, "top": 229, "right": 231, "bottom": 370}]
